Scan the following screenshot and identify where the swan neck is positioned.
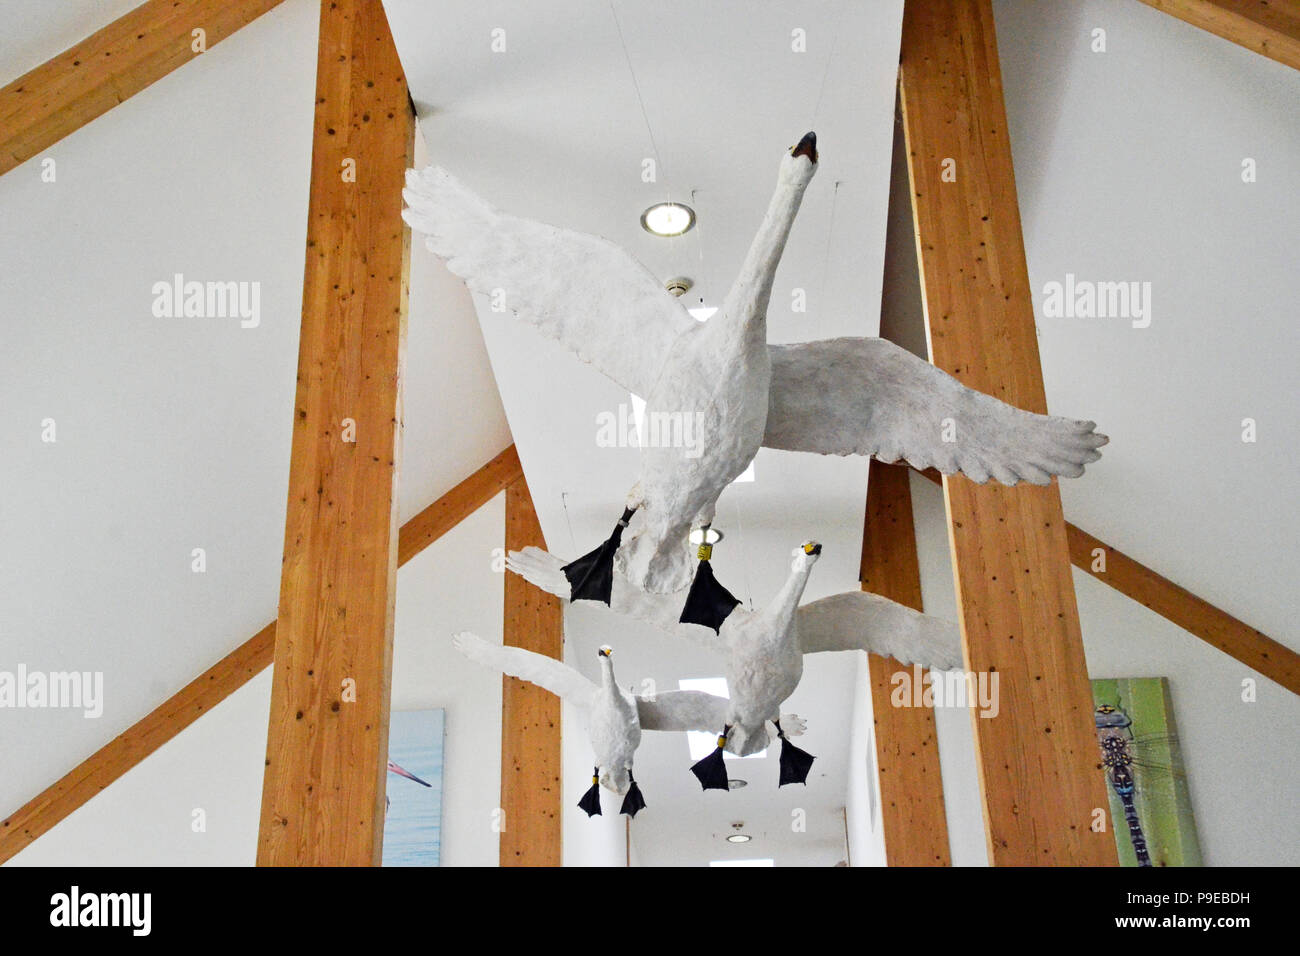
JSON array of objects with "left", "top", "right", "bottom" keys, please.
[
  {"left": 763, "top": 561, "right": 814, "bottom": 635},
  {"left": 723, "top": 178, "right": 808, "bottom": 330},
  {"left": 598, "top": 657, "right": 616, "bottom": 692}
]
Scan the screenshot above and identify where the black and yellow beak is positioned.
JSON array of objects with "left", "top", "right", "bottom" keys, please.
[
  {"left": 791, "top": 131, "right": 818, "bottom": 163},
  {"left": 803, "top": 542, "right": 822, "bottom": 556}
]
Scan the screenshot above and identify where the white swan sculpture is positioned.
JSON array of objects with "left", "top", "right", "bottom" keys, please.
[
  {"left": 507, "top": 540, "right": 962, "bottom": 789},
  {"left": 403, "top": 133, "right": 1106, "bottom": 600},
  {"left": 451, "top": 632, "right": 805, "bottom": 813}
]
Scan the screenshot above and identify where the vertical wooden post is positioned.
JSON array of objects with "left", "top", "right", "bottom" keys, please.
[
  {"left": 899, "top": 0, "right": 1117, "bottom": 865},
  {"left": 500, "top": 477, "right": 563, "bottom": 866},
  {"left": 861, "top": 460, "right": 951, "bottom": 865},
  {"left": 257, "top": 0, "right": 414, "bottom": 866}
]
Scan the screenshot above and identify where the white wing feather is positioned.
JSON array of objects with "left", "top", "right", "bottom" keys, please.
[
  {"left": 403, "top": 166, "right": 696, "bottom": 396},
  {"left": 796, "top": 592, "right": 964, "bottom": 672},
  {"left": 452, "top": 631, "right": 595, "bottom": 706},
  {"left": 765, "top": 337, "right": 1107, "bottom": 485},
  {"left": 635, "top": 690, "right": 729, "bottom": 732}
]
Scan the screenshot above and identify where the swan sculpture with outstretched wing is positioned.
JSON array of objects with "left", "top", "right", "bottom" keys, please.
[
  {"left": 405, "top": 133, "right": 1106, "bottom": 600},
  {"left": 451, "top": 632, "right": 802, "bottom": 814},
  {"left": 505, "top": 539, "right": 961, "bottom": 790}
]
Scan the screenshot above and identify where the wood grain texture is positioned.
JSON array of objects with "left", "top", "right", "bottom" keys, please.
[
  {"left": 257, "top": 0, "right": 413, "bottom": 867},
  {"left": 500, "top": 477, "right": 563, "bottom": 866},
  {"left": 0, "top": 0, "right": 285, "bottom": 176},
  {"left": 1068, "top": 526, "right": 1300, "bottom": 694},
  {"left": 899, "top": 0, "right": 1118, "bottom": 865},
  {"left": 861, "top": 459, "right": 951, "bottom": 866},
  {"left": 1138, "top": 0, "right": 1300, "bottom": 71},
  {"left": 0, "top": 444, "right": 521, "bottom": 864}
]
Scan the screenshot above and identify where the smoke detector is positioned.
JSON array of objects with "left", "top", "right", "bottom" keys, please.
[{"left": 664, "top": 276, "right": 693, "bottom": 297}]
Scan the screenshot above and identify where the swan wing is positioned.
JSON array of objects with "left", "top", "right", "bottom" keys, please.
[
  {"left": 764, "top": 337, "right": 1107, "bottom": 485},
  {"left": 452, "top": 631, "right": 594, "bottom": 705},
  {"left": 796, "top": 591, "right": 964, "bottom": 672},
  {"left": 636, "top": 690, "right": 729, "bottom": 732},
  {"left": 404, "top": 166, "right": 696, "bottom": 395}
]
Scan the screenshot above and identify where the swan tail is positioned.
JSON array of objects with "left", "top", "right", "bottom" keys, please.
[{"left": 505, "top": 546, "right": 573, "bottom": 600}]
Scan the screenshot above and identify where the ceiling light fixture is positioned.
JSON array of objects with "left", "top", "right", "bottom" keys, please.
[
  {"left": 726, "top": 778, "right": 748, "bottom": 790},
  {"left": 688, "top": 527, "right": 723, "bottom": 546},
  {"left": 726, "top": 833, "right": 752, "bottom": 844},
  {"left": 641, "top": 202, "right": 695, "bottom": 237},
  {"left": 688, "top": 304, "right": 718, "bottom": 322}
]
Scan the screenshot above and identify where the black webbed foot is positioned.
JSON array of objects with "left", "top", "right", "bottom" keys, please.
[
  {"left": 690, "top": 727, "right": 733, "bottom": 791},
  {"left": 775, "top": 720, "right": 815, "bottom": 786},
  {"left": 577, "top": 766, "right": 602, "bottom": 817},
  {"left": 562, "top": 507, "right": 636, "bottom": 605},
  {"left": 620, "top": 772, "right": 647, "bottom": 817}
]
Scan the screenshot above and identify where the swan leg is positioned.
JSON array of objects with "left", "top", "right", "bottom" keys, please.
[
  {"left": 774, "top": 719, "right": 816, "bottom": 787},
  {"left": 619, "top": 769, "right": 647, "bottom": 817},
  {"left": 577, "top": 766, "right": 603, "bottom": 817},
  {"left": 561, "top": 506, "right": 636, "bottom": 605},
  {"left": 678, "top": 547, "right": 741, "bottom": 633},
  {"left": 690, "top": 726, "right": 733, "bottom": 791}
]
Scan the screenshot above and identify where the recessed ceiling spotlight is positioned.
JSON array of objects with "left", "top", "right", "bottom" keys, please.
[
  {"left": 641, "top": 202, "right": 695, "bottom": 237},
  {"left": 689, "top": 527, "right": 723, "bottom": 546},
  {"left": 726, "top": 833, "right": 752, "bottom": 844},
  {"left": 726, "top": 778, "right": 747, "bottom": 790}
]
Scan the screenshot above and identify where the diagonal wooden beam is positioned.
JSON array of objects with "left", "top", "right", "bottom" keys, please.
[
  {"left": 0, "top": 0, "right": 285, "bottom": 176},
  {"left": 499, "top": 476, "right": 563, "bottom": 866},
  {"left": 1137, "top": 0, "right": 1300, "bottom": 72},
  {"left": 1068, "top": 526, "right": 1300, "bottom": 694},
  {"left": 861, "top": 460, "right": 951, "bottom": 866},
  {"left": 912, "top": 466, "right": 1300, "bottom": 696},
  {"left": 0, "top": 444, "right": 522, "bottom": 864},
  {"left": 900, "top": 0, "right": 1117, "bottom": 865}
]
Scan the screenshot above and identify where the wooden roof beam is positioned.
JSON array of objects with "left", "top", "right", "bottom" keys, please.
[
  {"left": 0, "top": 0, "right": 285, "bottom": 176},
  {"left": 900, "top": 0, "right": 1118, "bottom": 865},
  {"left": 1138, "top": 0, "right": 1300, "bottom": 72},
  {"left": 861, "top": 460, "right": 952, "bottom": 865},
  {"left": 499, "top": 476, "right": 564, "bottom": 866}
]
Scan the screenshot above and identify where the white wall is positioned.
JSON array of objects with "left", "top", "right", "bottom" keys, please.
[
  {"left": 1, "top": 0, "right": 512, "bottom": 867},
  {"left": 9, "top": 496, "right": 509, "bottom": 866},
  {"left": 911, "top": 473, "right": 1300, "bottom": 867},
  {"left": 844, "top": 650, "right": 887, "bottom": 867}
]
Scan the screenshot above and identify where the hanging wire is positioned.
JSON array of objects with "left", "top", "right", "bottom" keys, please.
[
  {"left": 809, "top": 0, "right": 849, "bottom": 129},
  {"left": 560, "top": 491, "right": 579, "bottom": 553},
  {"left": 610, "top": 1, "right": 669, "bottom": 202},
  {"left": 818, "top": 180, "right": 843, "bottom": 312}
]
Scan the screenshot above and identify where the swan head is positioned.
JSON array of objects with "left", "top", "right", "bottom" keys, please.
[
  {"left": 596, "top": 644, "right": 616, "bottom": 679},
  {"left": 780, "top": 132, "right": 819, "bottom": 187},
  {"left": 791, "top": 540, "right": 823, "bottom": 572}
]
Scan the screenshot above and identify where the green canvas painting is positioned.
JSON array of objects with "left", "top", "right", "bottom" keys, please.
[{"left": 1091, "top": 677, "right": 1202, "bottom": 867}]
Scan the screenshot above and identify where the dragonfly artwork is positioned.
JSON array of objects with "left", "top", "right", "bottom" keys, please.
[{"left": 1091, "top": 677, "right": 1203, "bottom": 867}]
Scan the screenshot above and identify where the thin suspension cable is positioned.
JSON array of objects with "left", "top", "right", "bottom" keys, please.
[
  {"left": 809, "top": 0, "right": 849, "bottom": 128},
  {"left": 610, "top": 1, "right": 670, "bottom": 203},
  {"left": 819, "top": 180, "right": 843, "bottom": 310},
  {"left": 560, "top": 491, "right": 578, "bottom": 553}
]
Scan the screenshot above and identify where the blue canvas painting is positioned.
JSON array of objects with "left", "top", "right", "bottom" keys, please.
[{"left": 383, "top": 708, "right": 445, "bottom": 867}]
